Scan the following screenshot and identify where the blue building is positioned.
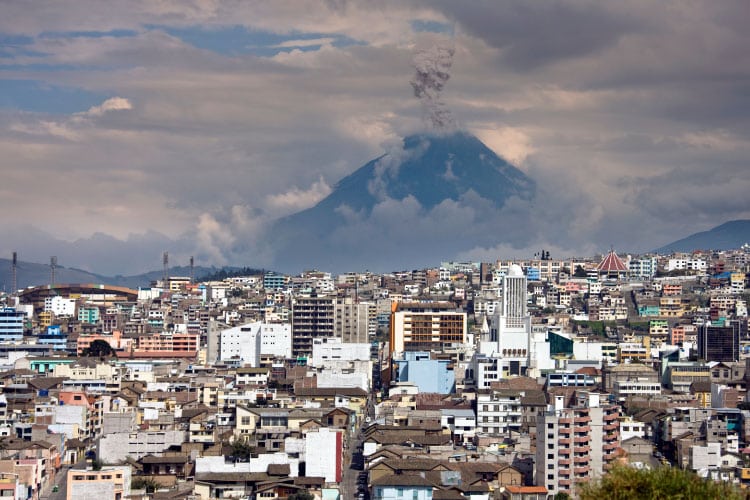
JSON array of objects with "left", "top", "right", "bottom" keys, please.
[
  {"left": 38, "top": 325, "right": 69, "bottom": 351},
  {"left": 526, "top": 267, "right": 541, "bottom": 281},
  {"left": 263, "top": 272, "right": 286, "bottom": 290},
  {"left": 393, "top": 351, "right": 455, "bottom": 394},
  {"left": 0, "top": 308, "right": 25, "bottom": 342}
]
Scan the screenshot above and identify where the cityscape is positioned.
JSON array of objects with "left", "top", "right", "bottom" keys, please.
[
  {"left": 2, "top": 1, "right": 750, "bottom": 499},
  {"left": 1, "top": 246, "right": 750, "bottom": 499}
]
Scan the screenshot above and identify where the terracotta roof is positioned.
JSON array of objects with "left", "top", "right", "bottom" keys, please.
[
  {"left": 505, "top": 485, "right": 548, "bottom": 494},
  {"left": 597, "top": 250, "right": 628, "bottom": 273}
]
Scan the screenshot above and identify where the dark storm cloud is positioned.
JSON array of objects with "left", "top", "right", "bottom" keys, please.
[{"left": 428, "top": 0, "right": 642, "bottom": 70}]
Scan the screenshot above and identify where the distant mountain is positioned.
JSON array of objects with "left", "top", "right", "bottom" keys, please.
[
  {"left": 0, "top": 258, "right": 232, "bottom": 291},
  {"left": 654, "top": 220, "right": 750, "bottom": 254},
  {"left": 269, "top": 130, "right": 536, "bottom": 272}
]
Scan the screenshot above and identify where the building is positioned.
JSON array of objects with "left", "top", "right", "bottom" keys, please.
[
  {"left": 390, "top": 302, "right": 467, "bottom": 354},
  {"left": 220, "top": 321, "right": 292, "bottom": 366},
  {"left": 0, "top": 308, "right": 25, "bottom": 342},
  {"left": 535, "top": 392, "right": 620, "bottom": 497},
  {"left": 698, "top": 323, "right": 740, "bottom": 362},
  {"left": 479, "top": 265, "right": 533, "bottom": 377},
  {"left": 292, "top": 295, "right": 335, "bottom": 359},
  {"left": 476, "top": 389, "right": 523, "bottom": 437},
  {"left": 66, "top": 464, "right": 131, "bottom": 500},
  {"left": 334, "top": 297, "right": 375, "bottom": 343},
  {"left": 392, "top": 351, "right": 455, "bottom": 394},
  {"left": 305, "top": 427, "right": 343, "bottom": 484}
]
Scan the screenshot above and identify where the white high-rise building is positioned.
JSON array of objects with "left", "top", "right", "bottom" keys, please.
[
  {"left": 220, "top": 322, "right": 291, "bottom": 366},
  {"left": 479, "top": 265, "right": 532, "bottom": 377}
]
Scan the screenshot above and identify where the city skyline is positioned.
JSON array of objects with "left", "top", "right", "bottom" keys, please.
[{"left": 1, "top": 1, "right": 749, "bottom": 275}]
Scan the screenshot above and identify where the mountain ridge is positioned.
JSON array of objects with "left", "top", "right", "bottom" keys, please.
[{"left": 654, "top": 219, "right": 750, "bottom": 253}]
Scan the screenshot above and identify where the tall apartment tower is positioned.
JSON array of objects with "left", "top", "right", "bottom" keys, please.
[
  {"left": 535, "top": 392, "right": 621, "bottom": 497},
  {"left": 334, "top": 297, "right": 375, "bottom": 344},
  {"left": 291, "top": 295, "right": 336, "bottom": 359},
  {"left": 479, "top": 265, "right": 533, "bottom": 376}
]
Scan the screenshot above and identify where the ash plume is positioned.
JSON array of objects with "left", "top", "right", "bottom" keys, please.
[{"left": 410, "top": 45, "right": 456, "bottom": 130}]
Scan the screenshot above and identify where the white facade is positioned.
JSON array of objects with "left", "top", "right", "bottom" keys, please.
[
  {"left": 44, "top": 296, "right": 76, "bottom": 317},
  {"left": 476, "top": 391, "right": 522, "bottom": 436},
  {"left": 305, "top": 427, "right": 342, "bottom": 484},
  {"left": 220, "top": 321, "right": 291, "bottom": 366},
  {"left": 479, "top": 265, "right": 532, "bottom": 377},
  {"left": 311, "top": 337, "right": 370, "bottom": 366},
  {"left": 666, "top": 258, "right": 707, "bottom": 272}
]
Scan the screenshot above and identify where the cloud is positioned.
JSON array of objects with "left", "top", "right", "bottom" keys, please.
[
  {"left": 0, "top": 1, "right": 748, "bottom": 274},
  {"left": 81, "top": 96, "right": 132, "bottom": 116},
  {"left": 266, "top": 177, "right": 333, "bottom": 215}
]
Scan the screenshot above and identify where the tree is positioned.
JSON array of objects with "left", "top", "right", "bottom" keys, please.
[
  {"left": 578, "top": 464, "right": 744, "bottom": 500},
  {"left": 229, "top": 438, "right": 253, "bottom": 461},
  {"left": 132, "top": 477, "right": 160, "bottom": 493},
  {"left": 574, "top": 265, "right": 588, "bottom": 278},
  {"left": 86, "top": 339, "right": 114, "bottom": 357}
]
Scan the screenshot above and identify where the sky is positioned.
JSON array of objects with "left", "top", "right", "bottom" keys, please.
[{"left": 1, "top": 0, "right": 749, "bottom": 275}]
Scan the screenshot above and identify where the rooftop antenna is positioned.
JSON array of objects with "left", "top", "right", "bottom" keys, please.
[
  {"left": 11, "top": 252, "right": 17, "bottom": 294},
  {"left": 190, "top": 256, "right": 195, "bottom": 284},
  {"left": 163, "top": 252, "right": 169, "bottom": 284},
  {"left": 50, "top": 256, "right": 57, "bottom": 285}
]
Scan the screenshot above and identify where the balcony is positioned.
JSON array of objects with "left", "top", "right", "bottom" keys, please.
[
  {"left": 559, "top": 479, "right": 571, "bottom": 487},
  {"left": 604, "top": 412, "right": 619, "bottom": 422},
  {"left": 558, "top": 459, "right": 571, "bottom": 466},
  {"left": 574, "top": 456, "right": 589, "bottom": 465},
  {"left": 575, "top": 416, "right": 592, "bottom": 424},
  {"left": 559, "top": 418, "right": 572, "bottom": 424},
  {"left": 574, "top": 446, "right": 591, "bottom": 454},
  {"left": 574, "top": 425, "right": 591, "bottom": 433},
  {"left": 574, "top": 436, "right": 590, "bottom": 444},
  {"left": 604, "top": 442, "right": 619, "bottom": 451},
  {"left": 574, "top": 466, "right": 591, "bottom": 475},
  {"left": 604, "top": 422, "right": 619, "bottom": 431},
  {"left": 559, "top": 427, "right": 571, "bottom": 435},
  {"left": 559, "top": 438, "right": 572, "bottom": 446}
]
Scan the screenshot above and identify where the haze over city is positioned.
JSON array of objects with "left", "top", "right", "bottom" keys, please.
[{"left": 1, "top": 1, "right": 749, "bottom": 274}]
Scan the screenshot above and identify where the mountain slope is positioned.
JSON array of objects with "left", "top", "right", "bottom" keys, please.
[
  {"left": 654, "top": 220, "right": 750, "bottom": 253},
  {"left": 269, "top": 131, "right": 536, "bottom": 272},
  {"left": 0, "top": 259, "right": 228, "bottom": 291}
]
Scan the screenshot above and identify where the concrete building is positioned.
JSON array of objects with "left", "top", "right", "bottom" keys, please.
[
  {"left": 305, "top": 427, "right": 343, "bottom": 484},
  {"left": 698, "top": 323, "right": 740, "bottom": 362},
  {"left": 292, "top": 295, "right": 335, "bottom": 359},
  {"left": 476, "top": 389, "right": 523, "bottom": 437},
  {"left": 97, "top": 430, "right": 188, "bottom": 463},
  {"left": 66, "top": 464, "right": 131, "bottom": 500},
  {"left": 220, "top": 321, "right": 292, "bottom": 366},
  {"left": 479, "top": 265, "right": 534, "bottom": 377},
  {"left": 390, "top": 302, "right": 467, "bottom": 354},
  {"left": 392, "top": 351, "right": 455, "bottom": 394},
  {"left": 334, "top": 297, "right": 375, "bottom": 343},
  {"left": 535, "top": 392, "right": 620, "bottom": 498},
  {"left": 0, "top": 308, "right": 25, "bottom": 342}
]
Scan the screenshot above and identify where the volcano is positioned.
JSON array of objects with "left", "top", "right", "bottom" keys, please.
[{"left": 268, "top": 131, "right": 536, "bottom": 272}]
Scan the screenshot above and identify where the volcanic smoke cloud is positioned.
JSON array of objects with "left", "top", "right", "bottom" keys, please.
[{"left": 411, "top": 45, "right": 456, "bottom": 130}]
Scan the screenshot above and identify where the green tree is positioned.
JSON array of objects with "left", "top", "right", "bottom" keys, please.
[
  {"left": 229, "top": 438, "right": 253, "bottom": 461},
  {"left": 86, "top": 339, "right": 114, "bottom": 357},
  {"left": 574, "top": 265, "right": 588, "bottom": 278},
  {"left": 131, "top": 477, "right": 160, "bottom": 493},
  {"left": 578, "top": 465, "right": 744, "bottom": 500}
]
